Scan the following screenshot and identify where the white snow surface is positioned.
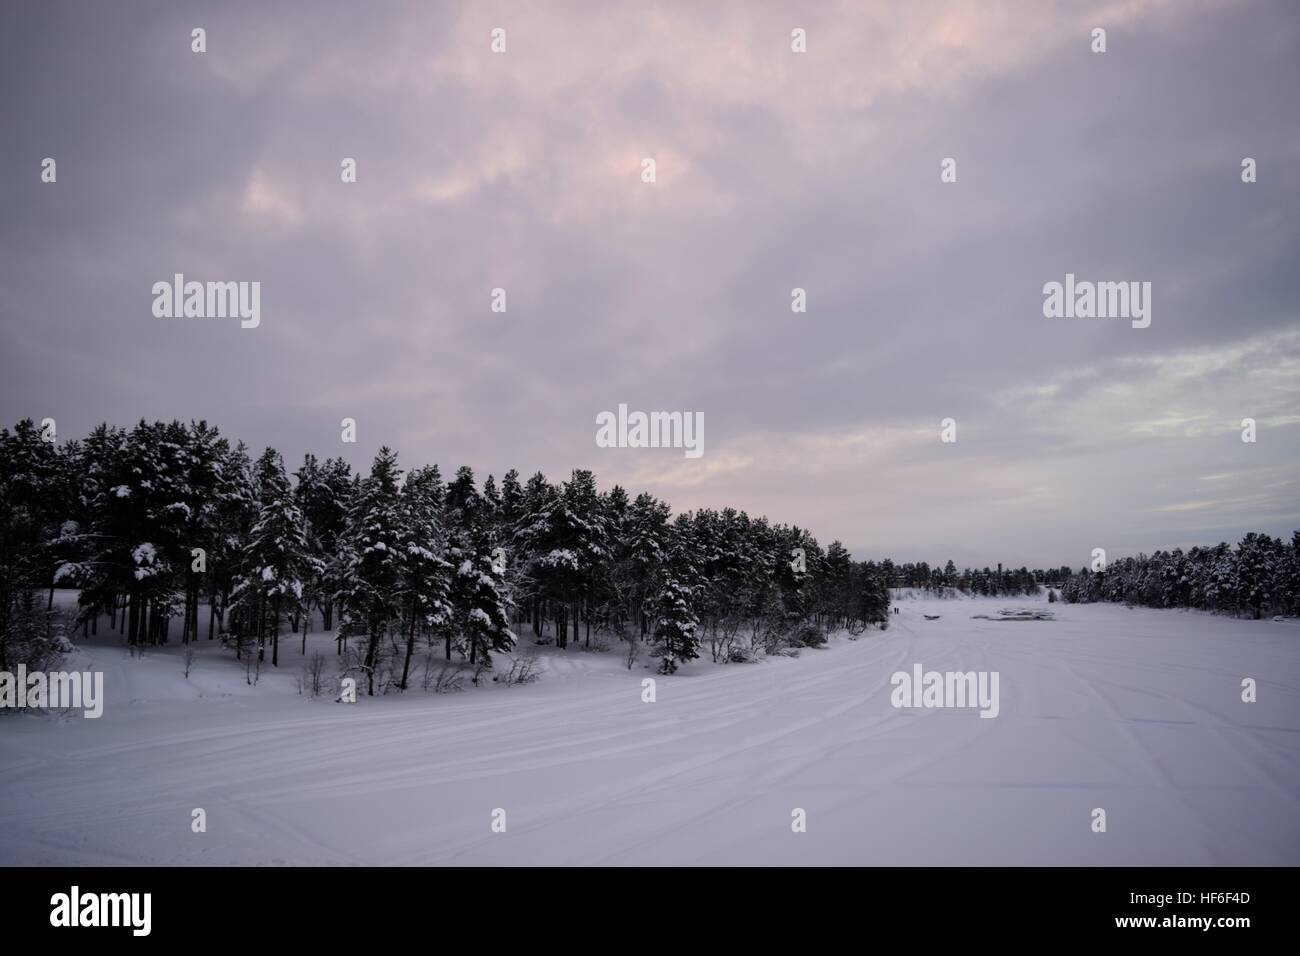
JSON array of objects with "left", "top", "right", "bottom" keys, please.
[{"left": 1, "top": 593, "right": 1298, "bottom": 865}]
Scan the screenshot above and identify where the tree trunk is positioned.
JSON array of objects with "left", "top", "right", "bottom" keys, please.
[
  {"left": 400, "top": 600, "right": 418, "bottom": 690},
  {"left": 271, "top": 596, "right": 280, "bottom": 667},
  {"left": 190, "top": 581, "right": 200, "bottom": 642},
  {"left": 365, "top": 624, "right": 380, "bottom": 696}
]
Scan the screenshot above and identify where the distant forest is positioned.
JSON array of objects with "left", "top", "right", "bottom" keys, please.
[{"left": 1, "top": 419, "right": 1296, "bottom": 694}]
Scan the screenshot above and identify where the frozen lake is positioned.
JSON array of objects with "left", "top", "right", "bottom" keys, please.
[{"left": 2, "top": 595, "right": 1298, "bottom": 865}]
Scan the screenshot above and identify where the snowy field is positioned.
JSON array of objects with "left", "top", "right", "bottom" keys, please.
[{"left": 2, "top": 593, "right": 1298, "bottom": 866}]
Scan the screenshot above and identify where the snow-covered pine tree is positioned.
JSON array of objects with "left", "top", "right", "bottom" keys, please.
[
  {"left": 1236, "top": 532, "right": 1282, "bottom": 619},
  {"left": 75, "top": 421, "right": 186, "bottom": 646},
  {"left": 230, "top": 449, "right": 315, "bottom": 667},
  {"left": 514, "top": 472, "right": 583, "bottom": 648},
  {"left": 176, "top": 421, "right": 225, "bottom": 644},
  {"left": 0, "top": 419, "right": 65, "bottom": 670},
  {"left": 1284, "top": 532, "right": 1300, "bottom": 616},
  {"left": 500, "top": 468, "right": 525, "bottom": 530},
  {"left": 562, "top": 469, "right": 610, "bottom": 648},
  {"left": 315, "top": 457, "right": 357, "bottom": 633},
  {"left": 652, "top": 565, "right": 700, "bottom": 674},
  {"left": 125, "top": 422, "right": 183, "bottom": 645},
  {"left": 482, "top": 473, "right": 501, "bottom": 520},
  {"left": 445, "top": 466, "right": 514, "bottom": 670},
  {"left": 336, "top": 448, "right": 405, "bottom": 695},
  {"left": 293, "top": 453, "right": 326, "bottom": 645},
  {"left": 68, "top": 424, "right": 126, "bottom": 640},
  {"left": 651, "top": 522, "right": 700, "bottom": 673},
  {"left": 511, "top": 471, "right": 555, "bottom": 640},
  {"left": 623, "top": 491, "right": 669, "bottom": 640},
  {"left": 397, "top": 464, "right": 451, "bottom": 689},
  {"left": 294, "top": 454, "right": 357, "bottom": 642},
  {"left": 207, "top": 440, "right": 258, "bottom": 643},
  {"left": 860, "top": 560, "right": 890, "bottom": 627},
  {"left": 818, "top": 540, "right": 853, "bottom": 630},
  {"left": 1206, "top": 543, "right": 1238, "bottom": 614}
]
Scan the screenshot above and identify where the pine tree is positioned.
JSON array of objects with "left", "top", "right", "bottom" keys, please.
[
  {"left": 860, "top": 561, "right": 890, "bottom": 626},
  {"left": 230, "top": 449, "right": 315, "bottom": 666},
  {"left": 818, "top": 539, "right": 853, "bottom": 629},
  {"left": 295, "top": 454, "right": 356, "bottom": 640},
  {"left": 397, "top": 465, "right": 451, "bottom": 689},
  {"left": 208, "top": 440, "right": 258, "bottom": 642},
  {"left": 176, "top": 421, "right": 225, "bottom": 644},
  {"left": 0, "top": 419, "right": 64, "bottom": 669},
  {"left": 336, "top": 448, "right": 405, "bottom": 695},
  {"left": 500, "top": 468, "right": 525, "bottom": 529},
  {"left": 445, "top": 466, "right": 515, "bottom": 669},
  {"left": 652, "top": 563, "right": 699, "bottom": 674},
  {"left": 515, "top": 472, "right": 587, "bottom": 648},
  {"left": 563, "top": 469, "right": 610, "bottom": 648},
  {"left": 75, "top": 421, "right": 186, "bottom": 647},
  {"left": 625, "top": 492, "right": 669, "bottom": 639},
  {"left": 1236, "top": 532, "right": 1281, "bottom": 620}
]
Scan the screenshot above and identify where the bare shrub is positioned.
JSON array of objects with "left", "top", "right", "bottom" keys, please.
[
  {"left": 728, "top": 643, "right": 757, "bottom": 663},
  {"left": 435, "top": 664, "right": 464, "bottom": 693},
  {"left": 419, "top": 652, "right": 465, "bottom": 693},
  {"left": 623, "top": 635, "right": 642, "bottom": 670},
  {"left": 707, "top": 616, "right": 744, "bottom": 663},
  {"left": 245, "top": 640, "right": 262, "bottom": 686},
  {"left": 303, "top": 651, "right": 327, "bottom": 698},
  {"left": 760, "top": 619, "right": 790, "bottom": 655},
  {"left": 495, "top": 649, "right": 542, "bottom": 687},
  {"left": 340, "top": 643, "right": 366, "bottom": 693},
  {"left": 792, "top": 622, "right": 828, "bottom": 648}
]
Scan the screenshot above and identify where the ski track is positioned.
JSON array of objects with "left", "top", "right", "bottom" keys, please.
[{"left": 2, "top": 596, "right": 1298, "bottom": 865}]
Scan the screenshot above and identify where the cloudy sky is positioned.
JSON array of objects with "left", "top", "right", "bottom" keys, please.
[{"left": 1, "top": 0, "right": 1297, "bottom": 568}]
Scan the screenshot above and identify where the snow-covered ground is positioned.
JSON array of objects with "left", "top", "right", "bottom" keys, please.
[{"left": 2, "top": 594, "right": 1298, "bottom": 865}]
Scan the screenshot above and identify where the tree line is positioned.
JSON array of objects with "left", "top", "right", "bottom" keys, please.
[
  {"left": 0, "top": 418, "right": 893, "bottom": 691},
  {"left": 1056, "top": 534, "right": 1300, "bottom": 618},
  {"left": 1, "top": 418, "right": 1295, "bottom": 694}
]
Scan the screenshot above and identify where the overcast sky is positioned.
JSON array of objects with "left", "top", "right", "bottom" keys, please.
[{"left": 2, "top": 0, "right": 1297, "bottom": 568}]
